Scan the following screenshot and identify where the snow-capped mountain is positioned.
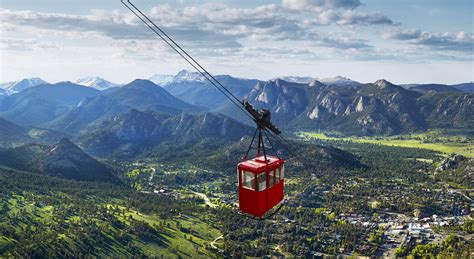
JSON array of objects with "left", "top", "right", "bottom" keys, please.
[
  {"left": 149, "top": 70, "right": 206, "bottom": 86},
  {"left": 75, "top": 77, "right": 119, "bottom": 90},
  {"left": 149, "top": 70, "right": 208, "bottom": 86},
  {"left": 173, "top": 69, "right": 206, "bottom": 83},
  {"left": 149, "top": 74, "right": 174, "bottom": 86},
  {"left": 273, "top": 76, "right": 314, "bottom": 84},
  {"left": 0, "top": 77, "right": 48, "bottom": 94},
  {"left": 317, "top": 76, "right": 361, "bottom": 88}
]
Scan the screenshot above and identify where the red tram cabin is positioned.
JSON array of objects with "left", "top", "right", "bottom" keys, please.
[
  {"left": 236, "top": 100, "right": 286, "bottom": 218},
  {"left": 237, "top": 155, "right": 285, "bottom": 218}
]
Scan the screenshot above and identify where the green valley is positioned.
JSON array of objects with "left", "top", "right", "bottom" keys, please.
[{"left": 298, "top": 129, "right": 474, "bottom": 158}]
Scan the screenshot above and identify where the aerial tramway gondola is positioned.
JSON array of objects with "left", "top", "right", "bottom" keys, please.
[
  {"left": 237, "top": 100, "right": 285, "bottom": 218},
  {"left": 121, "top": 0, "right": 289, "bottom": 219}
]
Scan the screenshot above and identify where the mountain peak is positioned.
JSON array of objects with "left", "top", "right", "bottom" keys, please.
[
  {"left": 273, "top": 76, "right": 314, "bottom": 84},
  {"left": 174, "top": 69, "right": 206, "bottom": 82},
  {"left": 149, "top": 74, "right": 174, "bottom": 86},
  {"left": 51, "top": 138, "right": 82, "bottom": 153},
  {"left": 309, "top": 79, "right": 325, "bottom": 87},
  {"left": 321, "top": 76, "right": 350, "bottom": 81},
  {"left": 17, "top": 77, "right": 44, "bottom": 84},
  {"left": 318, "top": 76, "right": 361, "bottom": 88},
  {"left": 125, "top": 79, "right": 157, "bottom": 88},
  {"left": 75, "top": 77, "right": 119, "bottom": 90},
  {"left": 0, "top": 77, "right": 48, "bottom": 94},
  {"left": 374, "top": 79, "right": 395, "bottom": 88}
]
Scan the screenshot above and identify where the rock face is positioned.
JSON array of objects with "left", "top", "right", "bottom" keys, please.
[
  {"left": 244, "top": 79, "right": 310, "bottom": 124},
  {"left": 435, "top": 154, "right": 466, "bottom": 172},
  {"left": 243, "top": 78, "right": 473, "bottom": 135}
]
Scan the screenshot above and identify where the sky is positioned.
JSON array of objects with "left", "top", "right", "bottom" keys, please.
[{"left": 0, "top": 0, "right": 473, "bottom": 84}]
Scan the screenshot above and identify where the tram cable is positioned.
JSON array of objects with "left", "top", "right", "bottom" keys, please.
[
  {"left": 121, "top": 0, "right": 254, "bottom": 124},
  {"left": 121, "top": 0, "right": 315, "bottom": 220}
]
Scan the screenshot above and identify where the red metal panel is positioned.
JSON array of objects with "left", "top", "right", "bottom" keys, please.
[
  {"left": 268, "top": 180, "right": 284, "bottom": 209},
  {"left": 238, "top": 156, "right": 285, "bottom": 218},
  {"left": 239, "top": 185, "right": 257, "bottom": 215}
]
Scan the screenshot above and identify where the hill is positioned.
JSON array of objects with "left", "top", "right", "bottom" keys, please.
[
  {"left": 0, "top": 138, "right": 118, "bottom": 183},
  {"left": 0, "top": 117, "right": 66, "bottom": 147}
]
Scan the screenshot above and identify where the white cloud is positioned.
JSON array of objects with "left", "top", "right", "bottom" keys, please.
[
  {"left": 282, "top": 0, "right": 361, "bottom": 11},
  {"left": 0, "top": 2, "right": 471, "bottom": 84},
  {"left": 0, "top": 38, "right": 61, "bottom": 51},
  {"left": 337, "top": 10, "right": 395, "bottom": 25},
  {"left": 381, "top": 28, "right": 474, "bottom": 52},
  {"left": 303, "top": 10, "right": 394, "bottom": 26},
  {"left": 0, "top": 5, "right": 381, "bottom": 58}
]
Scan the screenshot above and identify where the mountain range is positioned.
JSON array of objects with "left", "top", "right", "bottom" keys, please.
[
  {"left": 0, "top": 71, "right": 472, "bottom": 184},
  {"left": 244, "top": 79, "right": 472, "bottom": 134},
  {"left": 1, "top": 72, "right": 473, "bottom": 137},
  {"left": 0, "top": 79, "right": 202, "bottom": 134}
]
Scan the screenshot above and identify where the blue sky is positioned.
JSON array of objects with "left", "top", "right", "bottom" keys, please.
[{"left": 1, "top": 0, "right": 472, "bottom": 84}]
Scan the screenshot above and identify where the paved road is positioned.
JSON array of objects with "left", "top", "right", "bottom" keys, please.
[
  {"left": 210, "top": 235, "right": 224, "bottom": 252},
  {"left": 192, "top": 191, "right": 217, "bottom": 208},
  {"left": 148, "top": 167, "right": 156, "bottom": 186}
]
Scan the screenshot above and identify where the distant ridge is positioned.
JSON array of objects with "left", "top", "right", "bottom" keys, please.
[{"left": 0, "top": 77, "right": 48, "bottom": 94}]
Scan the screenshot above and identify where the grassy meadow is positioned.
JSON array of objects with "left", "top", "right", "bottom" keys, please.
[{"left": 298, "top": 130, "right": 474, "bottom": 158}]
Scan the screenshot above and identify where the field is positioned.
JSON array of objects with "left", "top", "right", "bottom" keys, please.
[{"left": 298, "top": 130, "right": 474, "bottom": 158}]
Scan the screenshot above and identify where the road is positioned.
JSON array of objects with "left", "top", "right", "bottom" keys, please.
[
  {"left": 148, "top": 167, "right": 156, "bottom": 186},
  {"left": 192, "top": 191, "right": 217, "bottom": 208},
  {"left": 210, "top": 235, "right": 224, "bottom": 252}
]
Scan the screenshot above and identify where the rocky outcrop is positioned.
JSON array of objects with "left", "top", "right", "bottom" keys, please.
[{"left": 243, "top": 78, "right": 473, "bottom": 135}]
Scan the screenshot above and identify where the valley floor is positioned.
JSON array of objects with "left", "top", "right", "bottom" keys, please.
[
  {"left": 298, "top": 129, "right": 474, "bottom": 158},
  {"left": 1, "top": 130, "right": 473, "bottom": 258}
]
